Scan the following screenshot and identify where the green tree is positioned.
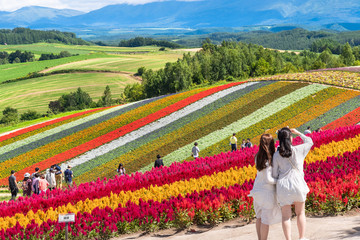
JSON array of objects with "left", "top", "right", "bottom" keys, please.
[
  {"left": 340, "top": 43, "right": 355, "bottom": 66},
  {"left": 124, "top": 83, "right": 145, "bottom": 101},
  {"left": 0, "top": 107, "right": 18, "bottom": 124},
  {"left": 20, "top": 110, "right": 42, "bottom": 121},
  {"left": 100, "top": 85, "right": 112, "bottom": 107}
]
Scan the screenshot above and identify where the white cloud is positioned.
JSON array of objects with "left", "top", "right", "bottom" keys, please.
[{"left": 0, "top": 0, "right": 199, "bottom": 12}]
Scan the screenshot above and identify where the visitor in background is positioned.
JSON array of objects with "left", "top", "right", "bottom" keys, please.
[
  {"left": 154, "top": 154, "right": 164, "bottom": 168},
  {"left": 249, "top": 134, "right": 281, "bottom": 240},
  {"left": 272, "top": 128, "right": 313, "bottom": 240},
  {"left": 192, "top": 142, "right": 200, "bottom": 159},
  {"left": 245, "top": 138, "right": 253, "bottom": 148},
  {"left": 117, "top": 163, "right": 126, "bottom": 176},
  {"left": 22, "top": 173, "right": 32, "bottom": 197},
  {"left": 54, "top": 164, "right": 63, "bottom": 189},
  {"left": 8, "top": 170, "right": 18, "bottom": 201},
  {"left": 64, "top": 165, "right": 74, "bottom": 186},
  {"left": 46, "top": 168, "right": 56, "bottom": 191},
  {"left": 241, "top": 139, "right": 246, "bottom": 149},
  {"left": 38, "top": 174, "right": 49, "bottom": 194},
  {"left": 229, "top": 133, "right": 237, "bottom": 152},
  {"left": 304, "top": 126, "right": 311, "bottom": 135},
  {"left": 31, "top": 173, "right": 40, "bottom": 195},
  {"left": 31, "top": 167, "right": 40, "bottom": 179}
]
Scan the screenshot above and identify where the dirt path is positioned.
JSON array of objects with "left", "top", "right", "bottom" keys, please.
[{"left": 114, "top": 211, "right": 360, "bottom": 240}]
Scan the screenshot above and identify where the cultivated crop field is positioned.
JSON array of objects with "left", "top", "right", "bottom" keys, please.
[{"left": 0, "top": 72, "right": 139, "bottom": 113}]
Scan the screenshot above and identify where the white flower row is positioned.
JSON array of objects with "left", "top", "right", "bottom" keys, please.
[
  {"left": 60, "top": 82, "right": 258, "bottom": 169},
  {"left": 140, "top": 84, "right": 329, "bottom": 172},
  {"left": 0, "top": 103, "right": 137, "bottom": 155}
]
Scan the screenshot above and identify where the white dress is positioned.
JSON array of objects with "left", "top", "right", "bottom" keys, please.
[
  {"left": 272, "top": 134, "right": 313, "bottom": 206},
  {"left": 249, "top": 160, "right": 282, "bottom": 225}
]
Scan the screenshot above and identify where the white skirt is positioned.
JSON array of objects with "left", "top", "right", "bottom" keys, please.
[
  {"left": 249, "top": 188, "right": 281, "bottom": 225},
  {"left": 276, "top": 169, "right": 310, "bottom": 206}
]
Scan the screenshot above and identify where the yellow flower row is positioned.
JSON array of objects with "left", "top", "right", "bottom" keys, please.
[
  {"left": 76, "top": 81, "right": 291, "bottom": 182},
  {"left": 0, "top": 165, "right": 257, "bottom": 230}
]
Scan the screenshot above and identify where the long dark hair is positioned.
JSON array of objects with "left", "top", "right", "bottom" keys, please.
[
  {"left": 255, "top": 134, "right": 275, "bottom": 171},
  {"left": 117, "top": 163, "right": 123, "bottom": 171},
  {"left": 278, "top": 127, "right": 292, "bottom": 158}
]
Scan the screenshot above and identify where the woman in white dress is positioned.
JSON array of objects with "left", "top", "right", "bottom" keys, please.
[
  {"left": 272, "top": 128, "right": 313, "bottom": 240},
  {"left": 249, "top": 134, "right": 282, "bottom": 240}
]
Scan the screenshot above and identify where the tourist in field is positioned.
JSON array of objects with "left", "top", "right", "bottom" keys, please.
[
  {"left": 22, "top": 173, "right": 32, "bottom": 197},
  {"left": 39, "top": 174, "right": 49, "bottom": 194},
  {"left": 46, "top": 168, "right": 56, "bottom": 191},
  {"left": 304, "top": 126, "right": 311, "bottom": 135},
  {"left": 117, "top": 163, "right": 126, "bottom": 176},
  {"left": 191, "top": 142, "right": 200, "bottom": 159},
  {"left": 154, "top": 154, "right": 164, "bottom": 168},
  {"left": 229, "top": 133, "right": 237, "bottom": 151},
  {"left": 249, "top": 134, "right": 281, "bottom": 240},
  {"left": 31, "top": 173, "right": 40, "bottom": 195},
  {"left": 245, "top": 138, "right": 253, "bottom": 148},
  {"left": 64, "top": 165, "right": 74, "bottom": 186},
  {"left": 31, "top": 167, "right": 40, "bottom": 179},
  {"left": 241, "top": 139, "right": 246, "bottom": 149},
  {"left": 8, "top": 170, "right": 18, "bottom": 201},
  {"left": 272, "top": 127, "right": 313, "bottom": 240},
  {"left": 54, "top": 164, "right": 63, "bottom": 188}
]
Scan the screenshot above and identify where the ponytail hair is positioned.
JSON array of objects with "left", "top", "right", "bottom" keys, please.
[
  {"left": 255, "top": 134, "right": 275, "bottom": 171},
  {"left": 278, "top": 127, "right": 292, "bottom": 158}
]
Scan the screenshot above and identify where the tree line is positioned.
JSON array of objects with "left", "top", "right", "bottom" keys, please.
[
  {"left": 124, "top": 40, "right": 358, "bottom": 100},
  {"left": 0, "top": 50, "right": 74, "bottom": 65},
  {"left": 0, "top": 28, "right": 89, "bottom": 45},
  {"left": 118, "top": 37, "right": 182, "bottom": 49}
]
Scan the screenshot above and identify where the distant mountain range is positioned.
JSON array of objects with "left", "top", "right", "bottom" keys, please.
[{"left": 1, "top": 0, "right": 360, "bottom": 38}]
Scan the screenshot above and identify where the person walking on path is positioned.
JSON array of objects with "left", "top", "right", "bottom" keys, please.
[
  {"left": 192, "top": 142, "right": 200, "bottom": 159},
  {"left": 64, "top": 166, "right": 74, "bottom": 186},
  {"left": 54, "top": 165, "right": 63, "bottom": 189},
  {"left": 272, "top": 127, "right": 313, "bottom": 240},
  {"left": 22, "top": 173, "right": 32, "bottom": 197},
  {"left": 249, "top": 134, "right": 281, "bottom": 240},
  {"left": 117, "top": 163, "right": 126, "bottom": 176},
  {"left": 230, "top": 133, "right": 238, "bottom": 152},
  {"left": 31, "top": 173, "right": 40, "bottom": 195},
  {"left": 46, "top": 168, "right": 56, "bottom": 191},
  {"left": 8, "top": 170, "right": 18, "bottom": 201},
  {"left": 154, "top": 154, "right": 164, "bottom": 168}
]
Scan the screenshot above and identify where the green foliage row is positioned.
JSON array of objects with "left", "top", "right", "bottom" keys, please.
[
  {"left": 118, "top": 37, "right": 182, "bottom": 49},
  {"left": 0, "top": 50, "right": 34, "bottom": 64},
  {"left": 0, "top": 28, "right": 89, "bottom": 45}
]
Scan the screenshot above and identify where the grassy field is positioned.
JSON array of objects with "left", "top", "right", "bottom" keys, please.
[{"left": 0, "top": 72, "right": 139, "bottom": 114}]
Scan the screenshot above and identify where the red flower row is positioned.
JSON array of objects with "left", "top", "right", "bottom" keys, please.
[{"left": 323, "top": 106, "right": 360, "bottom": 130}]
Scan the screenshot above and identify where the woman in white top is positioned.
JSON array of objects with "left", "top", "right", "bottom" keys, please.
[
  {"left": 117, "top": 163, "right": 126, "bottom": 176},
  {"left": 272, "top": 128, "right": 313, "bottom": 240},
  {"left": 249, "top": 134, "right": 281, "bottom": 240}
]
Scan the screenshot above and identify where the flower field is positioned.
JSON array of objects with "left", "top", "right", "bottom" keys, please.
[
  {"left": 0, "top": 80, "right": 360, "bottom": 186},
  {"left": 1, "top": 125, "right": 360, "bottom": 239}
]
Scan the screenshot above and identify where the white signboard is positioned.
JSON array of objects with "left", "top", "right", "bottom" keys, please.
[{"left": 58, "top": 213, "right": 75, "bottom": 223}]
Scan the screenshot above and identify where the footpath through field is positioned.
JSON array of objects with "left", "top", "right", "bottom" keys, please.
[{"left": 115, "top": 212, "right": 360, "bottom": 240}]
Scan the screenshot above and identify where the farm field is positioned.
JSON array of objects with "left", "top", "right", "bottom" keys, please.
[
  {"left": 0, "top": 79, "right": 360, "bottom": 186},
  {"left": 0, "top": 72, "right": 139, "bottom": 113}
]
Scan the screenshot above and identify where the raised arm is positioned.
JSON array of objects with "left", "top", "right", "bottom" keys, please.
[
  {"left": 291, "top": 128, "right": 314, "bottom": 162},
  {"left": 271, "top": 154, "right": 279, "bottom": 179}
]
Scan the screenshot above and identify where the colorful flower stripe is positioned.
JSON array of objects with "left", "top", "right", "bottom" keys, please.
[
  {"left": 72, "top": 81, "right": 273, "bottom": 181},
  {"left": 75, "top": 81, "right": 292, "bottom": 181},
  {"left": 323, "top": 106, "right": 360, "bottom": 130},
  {"left": 254, "top": 71, "right": 360, "bottom": 90},
  {"left": 60, "top": 81, "right": 253, "bottom": 173},
  {"left": 0, "top": 95, "right": 169, "bottom": 161},
  {"left": 159, "top": 83, "right": 327, "bottom": 166},
  {"left": 0, "top": 82, "right": 243, "bottom": 185},
  {"left": 0, "top": 107, "right": 112, "bottom": 147},
  {"left": 0, "top": 89, "right": 206, "bottom": 181},
  {"left": 0, "top": 107, "right": 110, "bottom": 143},
  {"left": 0, "top": 126, "right": 357, "bottom": 218},
  {"left": 297, "top": 95, "right": 360, "bottom": 133},
  {"left": 0, "top": 165, "right": 257, "bottom": 230},
  {"left": 1, "top": 126, "right": 360, "bottom": 231},
  {"left": 250, "top": 89, "right": 357, "bottom": 144}
]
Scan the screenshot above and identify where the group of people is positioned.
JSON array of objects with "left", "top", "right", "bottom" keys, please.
[
  {"left": 8, "top": 165, "right": 74, "bottom": 200},
  {"left": 230, "top": 133, "right": 253, "bottom": 151},
  {"left": 249, "top": 127, "right": 313, "bottom": 240}
]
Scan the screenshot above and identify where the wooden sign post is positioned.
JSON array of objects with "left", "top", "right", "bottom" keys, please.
[{"left": 58, "top": 213, "right": 75, "bottom": 240}]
